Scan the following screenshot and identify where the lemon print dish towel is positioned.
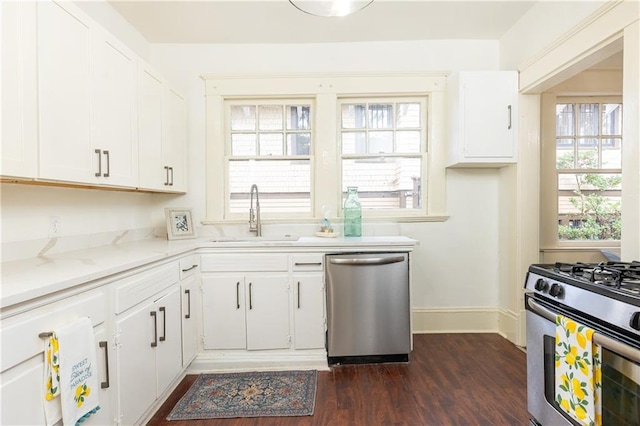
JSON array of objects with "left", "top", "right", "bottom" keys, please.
[
  {"left": 555, "top": 314, "right": 602, "bottom": 426},
  {"left": 44, "top": 317, "right": 100, "bottom": 426}
]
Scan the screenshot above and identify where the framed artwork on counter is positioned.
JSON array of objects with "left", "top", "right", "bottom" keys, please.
[{"left": 165, "top": 207, "right": 196, "bottom": 240}]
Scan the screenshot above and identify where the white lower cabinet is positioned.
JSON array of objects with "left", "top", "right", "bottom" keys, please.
[
  {"left": 115, "top": 285, "right": 182, "bottom": 425},
  {"left": 202, "top": 274, "right": 291, "bottom": 350},
  {"left": 179, "top": 257, "right": 200, "bottom": 366},
  {"left": 0, "top": 289, "right": 111, "bottom": 425},
  {"left": 293, "top": 273, "right": 326, "bottom": 349}
]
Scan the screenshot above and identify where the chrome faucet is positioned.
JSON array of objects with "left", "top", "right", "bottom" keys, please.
[{"left": 249, "top": 184, "right": 261, "bottom": 237}]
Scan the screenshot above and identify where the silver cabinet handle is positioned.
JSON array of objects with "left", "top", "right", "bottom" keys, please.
[
  {"left": 103, "top": 150, "right": 110, "bottom": 177},
  {"left": 99, "top": 341, "right": 110, "bottom": 389},
  {"left": 169, "top": 167, "right": 174, "bottom": 186},
  {"left": 249, "top": 282, "right": 253, "bottom": 310},
  {"left": 159, "top": 306, "right": 166, "bottom": 342},
  {"left": 236, "top": 281, "right": 240, "bottom": 309},
  {"left": 184, "top": 289, "right": 191, "bottom": 319},
  {"left": 150, "top": 311, "right": 157, "bottom": 347},
  {"left": 164, "top": 166, "right": 170, "bottom": 186},
  {"left": 507, "top": 105, "right": 512, "bottom": 130},
  {"left": 294, "top": 262, "right": 322, "bottom": 266},
  {"left": 329, "top": 256, "right": 405, "bottom": 266},
  {"left": 297, "top": 281, "right": 301, "bottom": 309},
  {"left": 95, "top": 149, "right": 102, "bottom": 177},
  {"left": 527, "top": 298, "right": 640, "bottom": 363}
]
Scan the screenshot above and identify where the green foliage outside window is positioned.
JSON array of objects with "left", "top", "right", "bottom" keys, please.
[{"left": 557, "top": 151, "right": 621, "bottom": 241}]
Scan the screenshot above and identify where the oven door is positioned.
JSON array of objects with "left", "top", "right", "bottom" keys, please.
[{"left": 526, "top": 295, "right": 640, "bottom": 426}]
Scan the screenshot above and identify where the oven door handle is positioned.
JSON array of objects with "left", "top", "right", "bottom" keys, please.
[{"left": 528, "top": 298, "right": 640, "bottom": 364}]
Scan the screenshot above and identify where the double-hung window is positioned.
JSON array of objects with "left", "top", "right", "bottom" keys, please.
[
  {"left": 339, "top": 97, "right": 427, "bottom": 212},
  {"left": 204, "top": 73, "right": 446, "bottom": 224},
  {"left": 226, "top": 99, "right": 313, "bottom": 217},
  {"left": 554, "top": 97, "right": 622, "bottom": 242}
]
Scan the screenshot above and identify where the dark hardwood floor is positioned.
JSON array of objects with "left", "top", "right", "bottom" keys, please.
[{"left": 148, "top": 333, "right": 528, "bottom": 426}]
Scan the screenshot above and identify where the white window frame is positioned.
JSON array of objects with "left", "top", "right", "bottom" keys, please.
[
  {"left": 203, "top": 73, "right": 448, "bottom": 225},
  {"left": 540, "top": 94, "right": 622, "bottom": 249},
  {"left": 337, "top": 96, "right": 428, "bottom": 217}
]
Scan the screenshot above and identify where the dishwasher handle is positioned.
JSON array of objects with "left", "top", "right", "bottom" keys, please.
[{"left": 329, "top": 256, "right": 405, "bottom": 266}]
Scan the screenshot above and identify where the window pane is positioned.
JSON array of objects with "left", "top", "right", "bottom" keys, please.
[
  {"left": 342, "top": 132, "right": 366, "bottom": 154},
  {"left": 577, "top": 103, "right": 599, "bottom": 136},
  {"left": 231, "top": 133, "right": 257, "bottom": 156},
  {"left": 342, "top": 157, "right": 422, "bottom": 209},
  {"left": 577, "top": 138, "right": 598, "bottom": 168},
  {"left": 231, "top": 105, "right": 256, "bottom": 131},
  {"left": 396, "top": 103, "right": 421, "bottom": 128},
  {"left": 342, "top": 104, "right": 366, "bottom": 129},
  {"left": 258, "top": 105, "right": 283, "bottom": 131},
  {"left": 602, "top": 103, "right": 622, "bottom": 135},
  {"left": 259, "top": 133, "right": 283, "bottom": 155},
  {"left": 286, "top": 105, "right": 311, "bottom": 130},
  {"left": 369, "top": 131, "right": 394, "bottom": 153},
  {"left": 556, "top": 104, "right": 574, "bottom": 136},
  {"left": 557, "top": 172, "right": 621, "bottom": 240},
  {"left": 556, "top": 138, "right": 575, "bottom": 169},
  {"left": 368, "top": 104, "right": 393, "bottom": 129},
  {"left": 287, "top": 133, "right": 311, "bottom": 155},
  {"left": 228, "top": 159, "right": 311, "bottom": 213},
  {"left": 396, "top": 131, "right": 421, "bottom": 153},
  {"left": 602, "top": 138, "right": 622, "bottom": 169}
]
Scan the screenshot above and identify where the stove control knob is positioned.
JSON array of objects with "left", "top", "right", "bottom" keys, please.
[
  {"left": 630, "top": 312, "right": 640, "bottom": 331},
  {"left": 549, "top": 284, "right": 564, "bottom": 298},
  {"left": 534, "top": 278, "right": 548, "bottom": 292}
]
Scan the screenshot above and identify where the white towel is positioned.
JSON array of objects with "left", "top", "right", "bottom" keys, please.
[{"left": 43, "top": 317, "right": 100, "bottom": 426}]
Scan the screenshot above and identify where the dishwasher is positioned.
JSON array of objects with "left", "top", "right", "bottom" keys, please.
[{"left": 325, "top": 252, "right": 411, "bottom": 364}]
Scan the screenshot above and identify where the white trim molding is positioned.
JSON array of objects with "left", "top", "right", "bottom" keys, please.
[{"left": 412, "top": 307, "right": 511, "bottom": 335}]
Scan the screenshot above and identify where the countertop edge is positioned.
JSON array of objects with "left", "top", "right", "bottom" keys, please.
[{"left": 1, "top": 236, "right": 417, "bottom": 311}]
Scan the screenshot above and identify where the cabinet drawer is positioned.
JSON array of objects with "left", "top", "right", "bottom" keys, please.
[
  {"left": 115, "top": 262, "right": 179, "bottom": 314},
  {"left": 0, "top": 289, "right": 105, "bottom": 373},
  {"left": 201, "top": 254, "right": 288, "bottom": 272},
  {"left": 292, "top": 254, "right": 324, "bottom": 271},
  {"left": 179, "top": 254, "right": 199, "bottom": 280}
]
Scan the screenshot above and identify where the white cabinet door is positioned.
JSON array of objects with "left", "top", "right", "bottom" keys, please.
[
  {"left": 0, "top": 357, "right": 47, "bottom": 425},
  {"left": 138, "top": 63, "right": 165, "bottom": 191},
  {"left": 163, "top": 88, "right": 187, "bottom": 191},
  {"left": 91, "top": 28, "right": 138, "bottom": 187},
  {"left": 245, "top": 274, "right": 291, "bottom": 351},
  {"left": 1, "top": 0, "right": 38, "bottom": 178},
  {"left": 447, "top": 71, "right": 518, "bottom": 167},
  {"left": 181, "top": 274, "right": 199, "bottom": 366},
  {"left": 155, "top": 287, "right": 183, "bottom": 396},
  {"left": 37, "top": 0, "right": 95, "bottom": 183},
  {"left": 293, "top": 273, "right": 326, "bottom": 350},
  {"left": 115, "top": 299, "right": 157, "bottom": 426},
  {"left": 138, "top": 62, "right": 187, "bottom": 193},
  {"left": 202, "top": 275, "right": 247, "bottom": 350},
  {"left": 90, "top": 326, "right": 113, "bottom": 426}
]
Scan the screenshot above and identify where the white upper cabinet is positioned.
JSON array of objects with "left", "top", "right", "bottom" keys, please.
[
  {"left": 90, "top": 27, "right": 139, "bottom": 187},
  {"left": 37, "top": 0, "right": 95, "bottom": 183},
  {"left": 446, "top": 71, "right": 518, "bottom": 167},
  {"left": 138, "top": 61, "right": 188, "bottom": 193},
  {"left": 1, "top": 1, "right": 38, "bottom": 178}
]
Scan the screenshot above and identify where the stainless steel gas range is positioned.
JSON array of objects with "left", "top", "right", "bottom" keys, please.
[{"left": 524, "top": 262, "right": 640, "bottom": 425}]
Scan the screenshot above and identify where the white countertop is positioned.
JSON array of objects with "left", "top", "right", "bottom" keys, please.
[{"left": 1, "top": 236, "right": 416, "bottom": 310}]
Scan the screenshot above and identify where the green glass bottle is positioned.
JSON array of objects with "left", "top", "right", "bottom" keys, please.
[{"left": 343, "top": 186, "right": 362, "bottom": 237}]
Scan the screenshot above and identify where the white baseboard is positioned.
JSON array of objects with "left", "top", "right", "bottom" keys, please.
[
  {"left": 412, "top": 307, "right": 522, "bottom": 339},
  {"left": 188, "top": 350, "right": 330, "bottom": 373}
]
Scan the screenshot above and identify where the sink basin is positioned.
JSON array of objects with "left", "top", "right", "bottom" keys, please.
[{"left": 209, "top": 236, "right": 299, "bottom": 243}]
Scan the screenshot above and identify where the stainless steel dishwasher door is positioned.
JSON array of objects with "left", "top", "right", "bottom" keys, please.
[{"left": 326, "top": 252, "right": 411, "bottom": 363}]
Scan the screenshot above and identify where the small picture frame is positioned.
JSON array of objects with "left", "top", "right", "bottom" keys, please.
[{"left": 165, "top": 208, "right": 196, "bottom": 240}]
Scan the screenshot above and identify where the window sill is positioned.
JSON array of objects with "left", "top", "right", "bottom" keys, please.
[{"left": 201, "top": 215, "right": 449, "bottom": 226}]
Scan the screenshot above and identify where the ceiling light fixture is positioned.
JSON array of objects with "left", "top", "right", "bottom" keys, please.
[{"left": 289, "top": 0, "right": 374, "bottom": 17}]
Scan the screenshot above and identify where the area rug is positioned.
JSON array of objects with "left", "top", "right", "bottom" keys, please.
[{"left": 167, "top": 370, "right": 317, "bottom": 420}]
